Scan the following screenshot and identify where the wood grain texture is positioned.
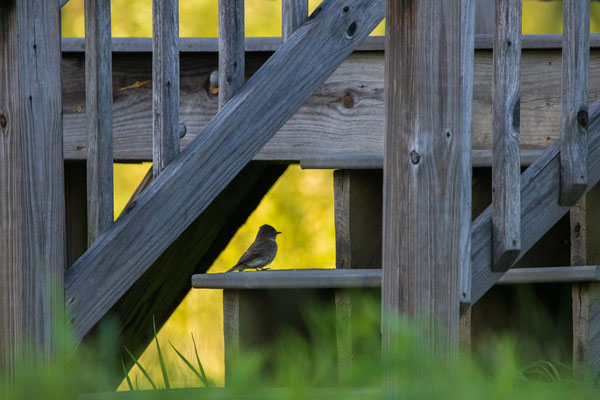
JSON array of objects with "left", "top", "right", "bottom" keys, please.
[
  {"left": 223, "top": 289, "right": 240, "bottom": 386},
  {"left": 65, "top": 0, "right": 385, "bottom": 340},
  {"left": 218, "top": 0, "right": 244, "bottom": 110},
  {"left": 152, "top": 0, "right": 180, "bottom": 176},
  {"left": 470, "top": 98, "right": 600, "bottom": 304},
  {"left": 85, "top": 0, "right": 114, "bottom": 245},
  {"left": 0, "top": 0, "right": 65, "bottom": 374},
  {"left": 560, "top": 0, "right": 590, "bottom": 206},
  {"left": 475, "top": 0, "right": 494, "bottom": 35},
  {"left": 382, "top": 0, "right": 475, "bottom": 362},
  {"left": 65, "top": 162, "right": 88, "bottom": 268},
  {"left": 61, "top": 50, "right": 600, "bottom": 162},
  {"left": 492, "top": 0, "right": 521, "bottom": 272},
  {"left": 282, "top": 0, "right": 308, "bottom": 41}
]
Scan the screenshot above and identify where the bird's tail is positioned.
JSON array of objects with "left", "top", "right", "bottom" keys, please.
[{"left": 226, "top": 264, "right": 239, "bottom": 273}]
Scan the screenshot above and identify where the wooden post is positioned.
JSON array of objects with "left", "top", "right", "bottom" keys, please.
[
  {"left": 0, "top": 0, "right": 66, "bottom": 374},
  {"left": 85, "top": 0, "right": 114, "bottom": 245},
  {"left": 560, "top": 0, "right": 590, "bottom": 206},
  {"left": 492, "top": 0, "right": 521, "bottom": 272},
  {"left": 218, "top": 0, "right": 244, "bottom": 110},
  {"left": 382, "top": 0, "right": 475, "bottom": 370},
  {"left": 152, "top": 0, "right": 180, "bottom": 177},
  {"left": 282, "top": 0, "right": 308, "bottom": 41}
]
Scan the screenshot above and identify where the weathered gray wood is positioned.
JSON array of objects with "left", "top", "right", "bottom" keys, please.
[
  {"left": 61, "top": 50, "right": 600, "bottom": 162},
  {"left": 492, "top": 0, "right": 521, "bottom": 272},
  {"left": 470, "top": 98, "right": 600, "bottom": 304},
  {"left": 282, "top": 0, "right": 308, "bottom": 41},
  {"left": 65, "top": 0, "right": 385, "bottom": 340},
  {"left": 65, "top": 162, "right": 88, "bottom": 268},
  {"left": 382, "top": 0, "right": 475, "bottom": 363},
  {"left": 85, "top": 0, "right": 114, "bottom": 245},
  {"left": 59, "top": 33, "right": 600, "bottom": 54},
  {"left": 152, "top": 0, "right": 180, "bottom": 176},
  {"left": 223, "top": 289, "right": 240, "bottom": 385},
  {"left": 218, "top": 0, "right": 245, "bottom": 110},
  {"left": 475, "top": 0, "right": 494, "bottom": 35},
  {"left": 560, "top": 0, "right": 590, "bottom": 206},
  {"left": 0, "top": 0, "right": 65, "bottom": 374}
]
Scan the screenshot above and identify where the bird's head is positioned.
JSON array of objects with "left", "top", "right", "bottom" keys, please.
[{"left": 257, "top": 224, "right": 282, "bottom": 239}]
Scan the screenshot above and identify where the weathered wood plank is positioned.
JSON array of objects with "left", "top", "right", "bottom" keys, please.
[
  {"left": 491, "top": 0, "right": 521, "bottom": 272},
  {"left": 475, "top": 0, "right": 494, "bottom": 35},
  {"left": 559, "top": 0, "right": 590, "bottom": 206},
  {"left": 218, "top": 0, "right": 244, "bottom": 110},
  {"left": 282, "top": 0, "right": 308, "bottom": 41},
  {"left": 470, "top": 99, "right": 600, "bottom": 304},
  {"left": 382, "top": 0, "right": 475, "bottom": 364},
  {"left": 65, "top": 0, "right": 385, "bottom": 340},
  {"left": 223, "top": 289, "right": 240, "bottom": 385},
  {"left": 152, "top": 0, "right": 180, "bottom": 176},
  {"left": 85, "top": 0, "right": 114, "bottom": 245},
  {"left": 61, "top": 50, "right": 600, "bottom": 162},
  {"left": 0, "top": 0, "right": 65, "bottom": 373}
]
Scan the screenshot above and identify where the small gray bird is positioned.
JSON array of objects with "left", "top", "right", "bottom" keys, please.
[{"left": 226, "top": 224, "right": 282, "bottom": 272}]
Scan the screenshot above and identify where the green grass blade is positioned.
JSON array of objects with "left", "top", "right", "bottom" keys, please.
[
  {"left": 121, "top": 357, "right": 135, "bottom": 391},
  {"left": 169, "top": 341, "right": 206, "bottom": 385},
  {"left": 153, "top": 316, "right": 171, "bottom": 389},
  {"left": 191, "top": 333, "right": 209, "bottom": 385},
  {"left": 124, "top": 346, "right": 157, "bottom": 390}
]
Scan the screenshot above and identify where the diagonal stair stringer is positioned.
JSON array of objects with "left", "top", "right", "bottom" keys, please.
[{"left": 65, "top": 0, "right": 385, "bottom": 340}]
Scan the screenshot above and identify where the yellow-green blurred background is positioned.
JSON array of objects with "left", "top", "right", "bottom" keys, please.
[{"left": 61, "top": 0, "right": 600, "bottom": 389}]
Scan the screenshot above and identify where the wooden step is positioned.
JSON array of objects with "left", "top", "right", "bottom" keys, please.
[{"left": 192, "top": 266, "right": 600, "bottom": 289}]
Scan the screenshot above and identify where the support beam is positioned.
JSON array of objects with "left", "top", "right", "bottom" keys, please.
[
  {"left": 470, "top": 99, "right": 600, "bottom": 304},
  {"left": 382, "top": 0, "right": 475, "bottom": 367},
  {"left": 152, "top": 0, "right": 180, "bottom": 176},
  {"left": 0, "top": 0, "right": 65, "bottom": 374},
  {"left": 85, "top": 0, "right": 114, "bottom": 245},
  {"left": 492, "top": 0, "right": 521, "bottom": 272},
  {"left": 560, "top": 0, "right": 590, "bottom": 206},
  {"left": 65, "top": 0, "right": 385, "bottom": 341}
]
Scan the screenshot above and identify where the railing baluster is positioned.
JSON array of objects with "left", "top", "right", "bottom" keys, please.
[
  {"left": 85, "top": 0, "right": 114, "bottom": 245},
  {"left": 491, "top": 0, "right": 521, "bottom": 272},
  {"left": 560, "top": 0, "right": 590, "bottom": 206},
  {"left": 218, "top": 0, "right": 245, "bottom": 110},
  {"left": 282, "top": 0, "right": 308, "bottom": 41},
  {"left": 152, "top": 0, "right": 180, "bottom": 177}
]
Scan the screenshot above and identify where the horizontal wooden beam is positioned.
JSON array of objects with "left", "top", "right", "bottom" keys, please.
[
  {"left": 61, "top": 33, "right": 600, "bottom": 53},
  {"left": 65, "top": 0, "right": 385, "bottom": 340},
  {"left": 191, "top": 266, "right": 600, "bottom": 290},
  {"left": 470, "top": 98, "right": 600, "bottom": 304},
  {"left": 61, "top": 49, "right": 600, "bottom": 163}
]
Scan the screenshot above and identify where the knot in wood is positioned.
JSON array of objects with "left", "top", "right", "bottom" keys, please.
[
  {"left": 343, "top": 6, "right": 350, "bottom": 13},
  {"left": 346, "top": 21, "right": 357, "bottom": 38},
  {"left": 410, "top": 150, "right": 421, "bottom": 165},
  {"left": 0, "top": 114, "right": 6, "bottom": 129},
  {"left": 577, "top": 109, "right": 588, "bottom": 128}
]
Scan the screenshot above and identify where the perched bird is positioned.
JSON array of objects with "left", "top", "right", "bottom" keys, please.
[{"left": 226, "top": 224, "right": 282, "bottom": 272}]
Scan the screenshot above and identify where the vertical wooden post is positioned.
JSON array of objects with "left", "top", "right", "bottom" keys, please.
[
  {"left": 219, "top": 0, "right": 245, "bottom": 385},
  {"left": 474, "top": 0, "right": 494, "bottom": 35},
  {"left": 491, "top": 0, "right": 521, "bottom": 272},
  {"left": 382, "top": 0, "right": 475, "bottom": 370},
  {"left": 218, "top": 0, "right": 245, "bottom": 110},
  {"left": 85, "top": 0, "right": 114, "bottom": 245},
  {"left": 570, "top": 193, "right": 600, "bottom": 380},
  {"left": 152, "top": 0, "right": 180, "bottom": 177},
  {"left": 282, "top": 0, "right": 308, "bottom": 41},
  {"left": 0, "top": 0, "right": 66, "bottom": 374},
  {"left": 560, "top": 0, "right": 590, "bottom": 206}
]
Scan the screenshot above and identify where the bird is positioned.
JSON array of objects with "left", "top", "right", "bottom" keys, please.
[{"left": 226, "top": 224, "right": 282, "bottom": 272}]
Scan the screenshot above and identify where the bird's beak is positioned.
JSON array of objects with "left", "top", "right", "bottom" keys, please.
[{"left": 276, "top": 231, "right": 282, "bottom": 235}]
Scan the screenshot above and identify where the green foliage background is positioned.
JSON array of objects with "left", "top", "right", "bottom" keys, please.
[{"left": 59, "top": 0, "right": 600, "bottom": 390}]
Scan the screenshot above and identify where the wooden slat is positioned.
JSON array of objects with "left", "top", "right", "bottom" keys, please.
[
  {"left": 218, "top": 0, "right": 245, "bottom": 110},
  {"left": 152, "top": 0, "right": 180, "bottom": 176},
  {"left": 60, "top": 33, "right": 600, "bottom": 53},
  {"left": 470, "top": 99, "right": 600, "bottom": 305},
  {"left": 61, "top": 50, "right": 600, "bottom": 162},
  {"left": 382, "top": 0, "right": 475, "bottom": 363},
  {"left": 491, "top": 0, "right": 521, "bottom": 272},
  {"left": 85, "top": 0, "right": 114, "bottom": 245},
  {"left": 0, "top": 0, "right": 65, "bottom": 373},
  {"left": 560, "top": 0, "right": 590, "bottom": 206},
  {"left": 65, "top": 0, "right": 385, "bottom": 340},
  {"left": 282, "top": 0, "right": 308, "bottom": 41}
]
